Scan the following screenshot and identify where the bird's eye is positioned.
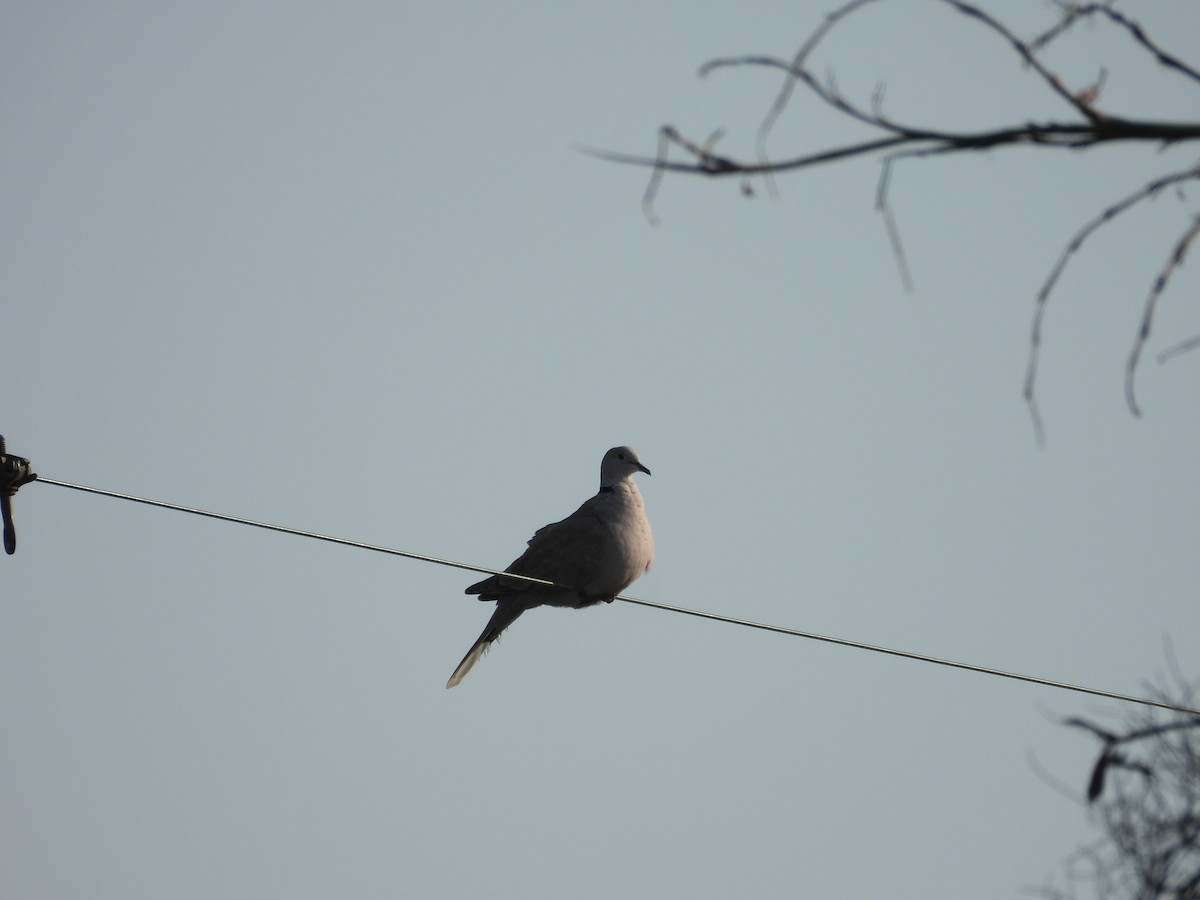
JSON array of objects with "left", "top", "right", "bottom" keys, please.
[{"left": 618, "top": 452, "right": 626, "bottom": 460}]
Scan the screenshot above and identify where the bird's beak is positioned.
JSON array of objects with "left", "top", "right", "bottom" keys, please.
[{"left": 637, "top": 461, "right": 651, "bottom": 476}]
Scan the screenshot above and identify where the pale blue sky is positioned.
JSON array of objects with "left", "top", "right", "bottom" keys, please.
[{"left": 3, "top": 2, "right": 1199, "bottom": 897}]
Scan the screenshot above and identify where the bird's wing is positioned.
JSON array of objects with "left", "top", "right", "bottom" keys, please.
[{"left": 466, "top": 496, "right": 612, "bottom": 599}]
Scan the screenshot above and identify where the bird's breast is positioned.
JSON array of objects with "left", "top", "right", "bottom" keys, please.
[{"left": 587, "top": 496, "right": 653, "bottom": 595}]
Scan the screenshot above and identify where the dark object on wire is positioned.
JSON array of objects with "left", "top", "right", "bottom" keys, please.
[{"left": 0, "top": 436, "right": 37, "bottom": 554}]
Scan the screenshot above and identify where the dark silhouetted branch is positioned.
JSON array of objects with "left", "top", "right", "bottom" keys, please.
[
  {"left": 1033, "top": 4, "right": 1200, "bottom": 86},
  {"left": 1049, "top": 664, "right": 1200, "bottom": 898}
]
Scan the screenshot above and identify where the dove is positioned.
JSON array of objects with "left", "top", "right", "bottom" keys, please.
[{"left": 446, "top": 446, "right": 654, "bottom": 688}]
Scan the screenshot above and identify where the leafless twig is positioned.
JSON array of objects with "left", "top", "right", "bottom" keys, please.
[
  {"left": 699, "top": 0, "right": 885, "bottom": 197},
  {"left": 1158, "top": 335, "right": 1200, "bottom": 365},
  {"left": 943, "top": 0, "right": 1106, "bottom": 123},
  {"left": 1034, "top": 3, "right": 1200, "bottom": 86},
  {"left": 1126, "top": 214, "right": 1200, "bottom": 416},
  {"left": 875, "top": 157, "right": 913, "bottom": 292},
  {"left": 1023, "top": 164, "right": 1200, "bottom": 441}
]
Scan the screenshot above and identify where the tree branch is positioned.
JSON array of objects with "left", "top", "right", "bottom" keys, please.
[
  {"left": 594, "top": 0, "right": 1200, "bottom": 437},
  {"left": 1023, "top": 164, "right": 1200, "bottom": 441},
  {"left": 943, "top": 0, "right": 1106, "bottom": 123},
  {"left": 1033, "top": 3, "right": 1200, "bottom": 87},
  {"left": 1126, "top": 214, "right": 1200, "bottom": 417}
]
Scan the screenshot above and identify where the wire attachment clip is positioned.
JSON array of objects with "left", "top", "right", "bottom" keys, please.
[{"left": 0, "top": 436, "right": 37, "bottom": 555}]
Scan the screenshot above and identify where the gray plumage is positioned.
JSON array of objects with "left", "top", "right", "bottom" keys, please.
[{"left": 446, "top": 446, "right": 654, "bottom": 688}]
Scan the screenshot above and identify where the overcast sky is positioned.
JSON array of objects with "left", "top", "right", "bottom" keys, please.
[{"left": 4, "top": 2, "right": 1199, "bottom": 897}]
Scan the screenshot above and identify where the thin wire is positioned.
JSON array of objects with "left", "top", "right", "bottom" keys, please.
[
  {"left": 616, "top": 595, "right": 1200, "bottom": 717},
  {"left": 35, "top": 476, "right": 1200, "bottom": 718},
  {"left": 35, "top": 477, "right": 540, "bottom": 584}
]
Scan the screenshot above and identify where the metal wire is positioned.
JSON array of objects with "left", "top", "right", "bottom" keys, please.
[
  {"left": 35, "top": 476, "right": 1200, "bottom": 717},
  {"left": 36, "top": 476, "right": 543, "bottom": 584}
]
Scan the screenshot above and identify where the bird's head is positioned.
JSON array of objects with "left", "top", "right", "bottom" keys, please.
[{"left": 600, "top": 446, "right": 651, "bottom": 486}]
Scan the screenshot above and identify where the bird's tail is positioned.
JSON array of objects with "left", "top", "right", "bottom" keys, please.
[{"left": 446, "top": 601, "right": 526, "bottom": 688}]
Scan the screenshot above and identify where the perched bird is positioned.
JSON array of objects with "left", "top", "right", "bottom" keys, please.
[{"left": 446, "top": 446, "right": 654, "bottom": 688}]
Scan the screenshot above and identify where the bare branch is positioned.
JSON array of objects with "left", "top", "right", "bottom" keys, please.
[
  {"left": 875, "top": 157, "right": 913, "bottom": 292},
  {"left": 640, "top": 127, "right": 670, "bottom": 226},
  {"left": 941, "top": 0, "right": 1106, "bottom": 123},
  {"left": 580, "top": 131, "right": 912, "bottom": 223},
  {"left": 586, "top": 119, "right": 1199, "bottom": 184},
  {"left": 1067, "top": 715, "right": 1200, "bottom": 751},
  {"left": 1035, "top": 4, "right": 1200, "bottom": 87},
  {"left": 1126, "top": 214, "right": 1200, "bottom": 416},
  {"left": 597, "top": 32, "right": 1200, "bottom": 229},
  {"left": 699, "top": 0, "right": 886, "bottom": 193},
  {"left": 602, "top": 3, "right": 1200, "bottom": 229},
  {"left": 1029, "top": 4, "right": 1084, "bottom": 55},
  {"left": 618, "top": 125, "right": 769, "bottom": 224},
  {"left": 1158, "top": 335, "right": 1200, "bottom": 365},
  {"left": 1066, "top": 717, "right": 1120, "bottom": 744},
  {"left": 1023, "top": 164, "right": 1200, "bottom": 436}
]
